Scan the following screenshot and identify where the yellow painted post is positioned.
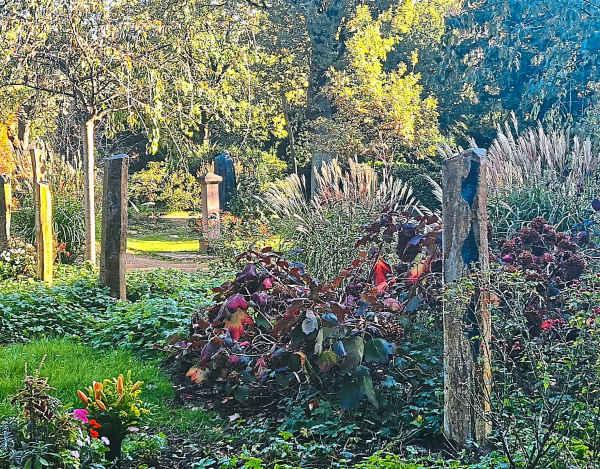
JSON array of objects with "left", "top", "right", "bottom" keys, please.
[
  {"left": 0, "top": 175, "right": 11, "bottom": 252},
  {"left": 37, "top": 182, "right": 53, "bottom": 284},
  {"left": 30, "top": 148, "right": 53, "bottom": 285}
]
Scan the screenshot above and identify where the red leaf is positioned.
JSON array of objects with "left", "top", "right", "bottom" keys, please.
[
  {"left": 193, "top": 319, "right": 211, "bottom": 331},
  {"left": 224, "top": 309, "right": 254, "bottom": 341},
  {"left": 331, "top": 302, "right": 351, "bottom": 322},
  {"left": 407, "top": 261, "right": 429, "bottom": 285},
  {"left": 370, "top": 257, "right": 392, "bottom": 286},
  {"left": 272, "top": 314, "right": 301, "bottom": 336}
]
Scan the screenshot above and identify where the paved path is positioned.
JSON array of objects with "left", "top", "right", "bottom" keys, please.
[{"left": 125, "top": 253, "right": 208, "bottom": 272}]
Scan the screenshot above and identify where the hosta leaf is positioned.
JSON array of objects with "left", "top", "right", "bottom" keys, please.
[
  {"left": 341, "top": 336, "right": 364, "bottom": 371},
  {"left": 357, "top": 375, "right": 378, "bottom": 408},
  {"left": 302, "top": 311, "right": 319, "bottom": 334},
  {"left": 364, "top": 338, "right": 394, "bottom": 364},
  {"left": 233, "top": 384, "right": 249, "bottom": 404},
  {"left": 317, "top": 350, "right": 338, "bottom": 372},
  {"left": 314, "top": 328, "right": 324, "bottom": 355},
  {"left": 224, "top": 309, "right": 254, "bottom": 341},
  {"left": 338, "top": 382, "right": 361, "bottom": 410}
]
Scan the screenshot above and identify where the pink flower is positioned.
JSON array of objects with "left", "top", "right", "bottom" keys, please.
[
  {"left": 71, "top": 451, "right": 80, "bottom": 459},
  {"left": 73, "top": 409, "right": 89, "bottom": 423},
  {"left": 101, "top": 436, "right": 110, "bottom": 446},
  {"left": 127, "top": 426, "right": 139, "bottom": 433}
]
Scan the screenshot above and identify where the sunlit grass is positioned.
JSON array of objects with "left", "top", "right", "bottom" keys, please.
[{"left": 127, "top": 234, "right": 200, "bottom": 254}]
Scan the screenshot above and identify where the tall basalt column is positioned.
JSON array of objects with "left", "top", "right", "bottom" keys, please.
[
  {"left": 100, "top": 155, "right": 129, "bottom": 300},
  {"left": 0, "top": 175, "right": 11, "bottom": 252},
  {"left": 442, "top": 148, "right": 492, "bottom": 446}
]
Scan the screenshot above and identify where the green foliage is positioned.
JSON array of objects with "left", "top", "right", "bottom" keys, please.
[
  {"left": 432, "top": 0, "right": 600, "bottom": 144},
  {"left": 129, "top": 162, "right": 202, "bottom": 212},
  {"left": 89, "top": 298, "right": 191, "bottom": 359},
  {"left": 0, "top": 266, "right": 221, "bottom": 357},
  {"left": 121, "top": 432, "right": 167, "bottom": 465},
  {"left": 228, "top": 148, "right": 288, "bottom": 218},
  {"left": 318, "top": 4, "right": 443, "bottom": 162}
]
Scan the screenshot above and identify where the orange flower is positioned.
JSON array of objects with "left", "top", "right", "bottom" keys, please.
[
  {"left": 77, "top": 390, "right": 88, "bottom": 405},
  {"left": 96, "top": 399, "right": 107, "bottom": 411},
  {"left": 131, "top": 381, "right": 141, "bottom": 392},
  {"left": 117, "top": 375, "right": 124, "bottom": 394},
  {"left": 90, "top": 429, "right": 99, "bottom": 439},
  {"left": 89, "top": 419, "right": 101, "bottom": 429},
  {"left": 93, "top": 381, "right": 103, "bottom": 392}
]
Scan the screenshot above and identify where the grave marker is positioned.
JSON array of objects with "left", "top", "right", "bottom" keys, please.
[{"left": 214, "top": 150, "right": 237, "bottom": 211}]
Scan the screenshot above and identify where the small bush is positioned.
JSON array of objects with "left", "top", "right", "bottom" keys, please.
[
  {"left": 129, "top": 161, "right": 202, "bottom": 212},
  {"left": 0, "top": 238, "right": 36, "bottom": 280}
]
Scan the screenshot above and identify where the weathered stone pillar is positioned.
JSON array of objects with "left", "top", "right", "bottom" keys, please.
[
  {"left": 442, "top": 148, "right": 491, "bottom": 446},
  {"left": 100, "top": 155, "right": 129, "bottom": 300},
  {"left": 197, "top": 173, "right": 222, "bottom": 254},
  {"left": 30, "top": 149, "right": 53, "bottom": 285},
  {"left": 0, "top": 175, "right": 11, "bottom": 252}
]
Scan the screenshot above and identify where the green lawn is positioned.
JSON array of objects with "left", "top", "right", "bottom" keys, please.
[
  {"left": 127, "top": 233, "right": 200, "bottom": 254},
  {"left": 0, "top": 340, "right": 173, "bottom": 418}
]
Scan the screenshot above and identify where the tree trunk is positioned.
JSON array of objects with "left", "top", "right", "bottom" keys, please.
[
  {"left": 83, "top": 118, "right": 96, "bottom": 264},
  {"left": 17, "top": 105, "right": 31, "bottom": 151}
]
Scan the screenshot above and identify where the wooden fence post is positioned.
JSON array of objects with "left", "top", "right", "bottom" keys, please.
[
  {"left": 442, "top": 148, "right": 491, "bottom": 446},
  {"left": 197, "top": 173, "right": 222, "bottom": 254},
  {"left": 30, "top": 149, "right": 53, "bottom": 285},
  {"left": 0, "top": 175, "right": 11, "bottom": 252},
  {"left": 100, "top": 155, "right": 129, "bottom": 300}
]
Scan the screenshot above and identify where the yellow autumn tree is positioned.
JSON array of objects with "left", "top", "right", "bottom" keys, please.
[{"left": 316, "top": 3, "right": 444, "bottom": 164}]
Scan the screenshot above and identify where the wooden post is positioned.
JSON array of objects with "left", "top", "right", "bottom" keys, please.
[
  {"left": 197, "top": 173, "right": 222, "bottom": 254},
  {"left": 30, "top": 149, "right": 53, "bottom": 285},
  {"left": 0, "top": 175, "right": 11, "bottom": 252},
  {"left": 100, "top": 155, "right": 129, "bottom": 300},
  {"left": 442, "top": 148, "right": 491, "bottom": 446}
]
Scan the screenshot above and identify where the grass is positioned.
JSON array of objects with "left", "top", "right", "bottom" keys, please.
[
  {"left": 0, "top": 339, "right": 173, "bottom": 418},
  {"left": 0, "top": 339, "right": 223, "bottom": 433},
  {"left": 127, "top": 233, "right": 200, "bottom": 254}
]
